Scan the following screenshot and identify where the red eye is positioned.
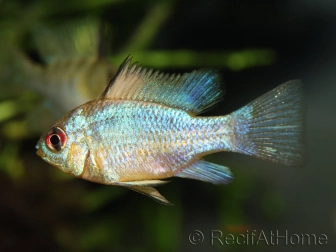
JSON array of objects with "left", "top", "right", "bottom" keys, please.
[{"left": 45, "top": 127, "right": 67, "bottom": 151}]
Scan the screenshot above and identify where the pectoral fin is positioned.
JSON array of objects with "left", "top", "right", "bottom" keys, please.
[{"left": 126, "top": 186, "right": 172, "bottom": 205}]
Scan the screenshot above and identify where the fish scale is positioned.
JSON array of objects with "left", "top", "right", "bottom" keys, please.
[{"left": 75, "top": 100, "right": 226, "bottom": 180}]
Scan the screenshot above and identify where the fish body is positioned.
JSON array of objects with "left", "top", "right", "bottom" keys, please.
[
  {"left": 38, "top": 99, "right": 235, "bottom": 181},
  {"left": 36, "top": 57, "right": 305, "bottom": 204}
]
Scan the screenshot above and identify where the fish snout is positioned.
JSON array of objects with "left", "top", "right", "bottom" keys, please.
[
  {"left": 36, "top": 147, "right": 43, "bottom": 157},
  {"left": 36, "top": 143, "right": 45, "bottom": 158}
]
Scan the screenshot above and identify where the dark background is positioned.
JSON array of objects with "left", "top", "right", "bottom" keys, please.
[{"left": 0, "top": 0, "right": 335, "bottom": 251}]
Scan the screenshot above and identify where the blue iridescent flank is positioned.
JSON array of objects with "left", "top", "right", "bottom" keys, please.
[{"left": 62, "top": 100, "right": 235, "bottom": 182}]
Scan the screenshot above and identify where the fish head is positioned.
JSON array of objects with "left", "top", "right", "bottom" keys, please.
[{"left": 36, "top": 108, "right": 89, "bottom": 177}]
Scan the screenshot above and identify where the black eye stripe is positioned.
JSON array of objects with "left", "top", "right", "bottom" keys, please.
[{"left": 51, "top": 128, "right": 60, "bottom": 134}]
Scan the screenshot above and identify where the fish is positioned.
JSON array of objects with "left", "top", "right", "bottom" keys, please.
[
  {"left": 0, "top": 18, "right": 116, "bottom": 133},
  {"left": 35, "top": 56, "right": 305, "bottom": 204}
]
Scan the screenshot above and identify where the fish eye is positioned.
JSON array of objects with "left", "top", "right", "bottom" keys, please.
[
  {"left": 45, "top": 126, "right": 67, "bottom": 151},
  {"left": 50, "top": 134, "right": 60, "bottom": 145}
]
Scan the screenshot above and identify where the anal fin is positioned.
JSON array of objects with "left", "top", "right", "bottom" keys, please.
[{"left": 175, "top": 160, "right": 234, "bottom": 185}]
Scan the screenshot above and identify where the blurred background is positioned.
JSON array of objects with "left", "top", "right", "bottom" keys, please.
[{"left": 0, "top": 0, "right": 335, "bottom": 251}]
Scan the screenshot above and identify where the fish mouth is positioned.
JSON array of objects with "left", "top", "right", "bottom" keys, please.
[
  {"left": 36, "top": 147, "right": 44, "bottom": 157},
  {"left": 35, "top": 143, "right": 44, "bottom": 157}
]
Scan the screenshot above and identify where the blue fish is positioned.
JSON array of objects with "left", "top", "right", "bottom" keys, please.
[{"left": 36, "top": 57, "right": 305, "bottom": 204}]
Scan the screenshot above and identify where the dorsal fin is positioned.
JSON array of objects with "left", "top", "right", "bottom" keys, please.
[{"left": 100, "top": 56, "right": 225, "bottom": 115}]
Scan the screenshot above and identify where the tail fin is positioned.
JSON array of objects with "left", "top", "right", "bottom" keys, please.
[{"left": 232, "top": 80, "right": 305, "bottom": 166}]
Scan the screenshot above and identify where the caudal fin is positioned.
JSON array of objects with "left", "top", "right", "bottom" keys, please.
[{"left": 232, "top": 80, "right": 305, "bottom": 166}]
